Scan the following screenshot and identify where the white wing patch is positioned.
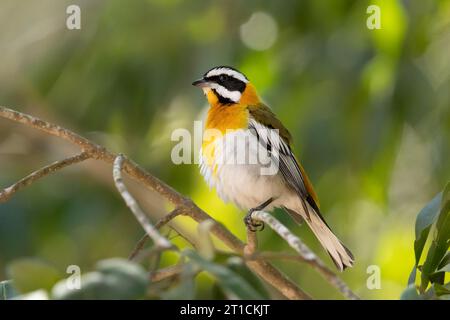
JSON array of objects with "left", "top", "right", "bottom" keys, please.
[
  {"left": 248, "top": 118, "right": 291, "bottom": 154},
  {"left": 248, "top": 118, "right": 308, "bottom": 199}
]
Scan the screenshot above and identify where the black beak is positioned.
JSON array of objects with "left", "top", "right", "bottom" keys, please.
[{"left": 192, "top": 78, "right": 209, "bottom": 88}]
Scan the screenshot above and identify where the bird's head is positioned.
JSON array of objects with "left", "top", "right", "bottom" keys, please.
[{"left": 192, "top": 66, "right": 259, "bottom": 105}]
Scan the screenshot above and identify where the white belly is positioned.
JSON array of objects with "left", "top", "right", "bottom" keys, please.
[{"left": 199, "top": 129, "right": 289, "bottom": 210}]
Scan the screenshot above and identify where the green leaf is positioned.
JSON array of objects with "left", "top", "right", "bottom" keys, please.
[
  {"left": 434, "top": 283, "right": 450, "bottom": 296},
  {"left": 52, "top": 272, "right": 109, "bottom": 300},
  {"left": 429, "top": 270, "right": 445, "bottom": 285},
  {"left": 413, "top": 193, "right": 442, "bottom": 265},
  {"left": 213, "top": 252, "right": 270, "bottom": 297},
  {"left": 407, "top": 267, "right": 417, "bottom": 286},
  {"left": 438, "top": 252, "right": 450, "bottom": 270},
  {"left": 400, "top": 284, "right": 421, "bottom": 300},
  {"left": 420, "top": 183, "right": 450, "bottom": 290},
  {"left": 96, "top": 258, "right": 148, "bottom": 291},
  {"left": 429, "top": 253, "right": 450, "bottom": 278},
  {"left": 408, "top": 192, "right": 442, "bottom": 285},
  {"left": 0, "top": 280, "right": 18, "bottom": 300},
  {"left": 7, "top": 258, "right": 62, "bottom": 293},
  {"left": 160, "top": 264, "right": 196, "bottom": 300},
  {"left": 435, "top": 183, "right": 450, "bottom": 251},
  {"left": 52, "top": 258, "right": 148, "bottom": 300},
  {"left": 161, "top": 276, "right": 195, "bottom": 300},
  {"left": 225, "top": 256, "right": 270, "bottom": 299},
  {"left": 420, "top": 241, "right": 448, "bottom": 290},
  {"left": 183, "top": 249, "right": 264, "bottom": 299},
  {"left": 435, "top": 264, "right": 450, "bottom": 274}
]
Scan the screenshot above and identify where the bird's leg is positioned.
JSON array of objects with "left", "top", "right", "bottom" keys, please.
[{"left": 244, "top": 198, "right": 273, "bottom": 232}]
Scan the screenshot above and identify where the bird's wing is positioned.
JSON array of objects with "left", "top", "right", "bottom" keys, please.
[
  {"left": 248, "top": 104, "right": 354, "bottom": 270},
  {"left": 247, "top": 103, "right": 320, "bottom": 215}
]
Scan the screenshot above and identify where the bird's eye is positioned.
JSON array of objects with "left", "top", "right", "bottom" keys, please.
[{"left": 219, "top": 74, "right": 227, "bottom": 82}]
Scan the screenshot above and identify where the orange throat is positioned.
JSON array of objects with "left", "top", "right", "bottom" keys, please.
[
  {"left": 201, "top": 83, "right": 261, "bottom": 171},
  {"left": 203, "top": 83, "right": 260, "bottom": 133}
]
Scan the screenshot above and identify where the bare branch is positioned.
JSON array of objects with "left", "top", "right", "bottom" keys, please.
[
  {"left": 155, "top": 207, "right": 186, "bottom": 229},
  {"left": 243, "top": 224, "right": 312, "bottom": 300},
  {"left": 246, "top": 258, "right": 312, "bottom": 299},
  {"left": 128, "top": 234, "right": 151, "bottom": 261},
  {"left": 251, "top": 211, "right": 360, "bottom": 300},
  {"left": 254, "top": 252, "right": 359, "bottom": 300},
  {"left": 0, "top": 106, "right": 337, "bottom": 300},
  {"left": 0, "top": 152, "right": 90, "bottom": 203},
  {"left": 113, "top": 154, "right": 172, "bottom": 250},
  {"left": 129, "top": 207, "right": 186, "bottom": 260},
  {"left": 244, "top": 229, "right": 258, "bottom": 256},
  {"left": 0, "top": 107, "right": 102, "bottom": 153},
  {"left": 150, "top": 264, "right": 185, "bottom": 282},
  {"left": 0, "top": 106, "right": 243, "bottom": 251},
  {"left": 252, "top": 211, "right": 315, "bottom": 260}
]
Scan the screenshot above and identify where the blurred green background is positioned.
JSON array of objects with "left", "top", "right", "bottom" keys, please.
[{"left": 0, "top": 0, "right": 449, "bottom": 299}]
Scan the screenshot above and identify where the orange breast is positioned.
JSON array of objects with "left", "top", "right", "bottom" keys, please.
[
  {"left": 203, "top": 83, "right": 260, "bottom": 133},
  {"left": 201, "top": 91, "right": 247, "bottom": 173},
  {"left": 205, "top": 103, "right": 249, "bottom": 133},
  {"left": 202, "top": 84, "right": 260, "bottom": 172}
]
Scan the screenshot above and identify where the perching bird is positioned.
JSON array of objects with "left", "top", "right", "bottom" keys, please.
[{"left": 193, "top": 66, "right": 354, "bottom": 270}]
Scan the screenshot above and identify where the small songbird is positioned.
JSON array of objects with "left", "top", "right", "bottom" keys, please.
[{"left": 193, "top": 66, "right": 354, "bottom": 270}]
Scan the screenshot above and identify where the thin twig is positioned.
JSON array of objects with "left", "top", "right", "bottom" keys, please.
[
  {"left": 252, "top": 211, "right": 315, "bottom": 260},
  {"left": 256, "top": 251, "right": 360, "bottom": 300},
  {"left": 128, "top": 234, "right": 151, "bottom": 261},
  {"left": 164, "top": 226, "right": 198, "bottom": 249},
  {"left": 129, "top": 207, "right": 186, "bottom": 260},
  {"left": 0, "top": 152, "right": 90, "bottom": 203},
  {"left": 251, "top": 211, "right": 360, "bottom": 300},
  {"left": 113, "top": 154, "right": 172, "bottom": 250},
  {"left": 155, "top": 207, "right": 185, "bottom": 229},
  {"left": 150, "top": 264, "right": 185, "bottom": 282}
]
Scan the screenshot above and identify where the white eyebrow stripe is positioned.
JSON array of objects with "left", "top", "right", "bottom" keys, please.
[
  {"left": 210, "top": 83, "right": 242, "bottom": 102},
  {"left": 206, "top": 68, "right": 249, "bottom": 83}
]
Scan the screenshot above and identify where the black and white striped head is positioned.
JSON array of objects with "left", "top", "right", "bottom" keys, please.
[{"left": 192, "top": 66, "right": 249, "bottom": 104}]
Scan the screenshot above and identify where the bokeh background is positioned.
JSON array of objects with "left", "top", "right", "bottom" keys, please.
[{"left": 0, "top": 0, "right": 449, "bottom": 299}]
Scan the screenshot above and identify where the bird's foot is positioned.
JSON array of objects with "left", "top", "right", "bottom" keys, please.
[{"left": 244, "top": 209, "right": 264, "bottom": 232}]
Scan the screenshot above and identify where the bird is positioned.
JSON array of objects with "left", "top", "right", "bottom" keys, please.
[{"left": 192, "top": 66, "right": 354, "bottom": 271}]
